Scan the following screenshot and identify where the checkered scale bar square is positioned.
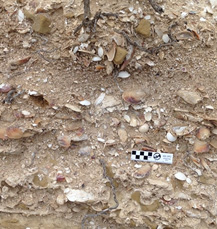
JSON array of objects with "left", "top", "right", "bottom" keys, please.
[
  {"left": 131, "top": 150, "right": 153, "bottom": 161},
  {"left": 131, "top": 150, "right": 173, "bottom": 164}
]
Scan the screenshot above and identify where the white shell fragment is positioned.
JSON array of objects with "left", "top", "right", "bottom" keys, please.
[
  {"left": 18, "top": 9, "right": 24, "bottom": 22},
  {"left": 65, "top": 104, "right": 81, "bottom": 112},
  {"left": 118, "top": 71, "right": 130, "bottom": 79},
  {"left": 64, "top": 188, "right": 95, "bottom": 203},
  {"left": 21, "top": 110, "right": 31, "bottom": 116},
  {"left": 95, "top": 93, "right": 105, "bottom": 105},
  {"left": 173, "top": 126, "right": 187, "bottom": 136},
  {"left": 79, "top": 100, "right": 91, "bottom": 106},
  {"left": 166, "top": 132, "right": 177, "bottom": 142},
  {"left": 181, "top": 12, "right": 188, "bottom": 18},
  {"left": 97, "top": 47, "right": 104, "bottom": 57},
  {"left": 92, "top": 56, "right": 102, "bottom": 62},
  {"left": 162, "top": 34, "right": 170, "bottom": 43},
  {"left": 175, "top": 172, "right": 187, "bottom": 181}
]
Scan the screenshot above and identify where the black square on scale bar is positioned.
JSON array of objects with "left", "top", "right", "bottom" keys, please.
[{"left": 144, "top": 156, "right": 148, "bottom": 160}]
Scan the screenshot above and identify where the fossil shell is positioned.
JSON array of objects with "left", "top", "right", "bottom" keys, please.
[
  {"left": 194, "top": 139, "right": 209, "bottom": 153},
  {"left": 118, "top": 71, "right": 130, "bottom": 79},
  {"left": 122, "top": 89, "right": 145, "bottom": 104},
  {"left": 118, "top": 128, "right": 128, "bottom": 143},
  {"left": 57, "top": 135, "right": 71, "bottom": 148},
  {"left": 166, "top": 132, "right": 177, "bottom": 142},
  {"left": 174, "top": 172, "right": 186, "bottom": 181},
  {"left": 177, "top": 90, "right": 202, "bottom": 105},
  {"left": 139, "top": 124, "right": 149, "bottom": 133},
  {"left": 6, "top": 127, "right": 24, "bottom": 139},
  {"left": 196, "top": 127, "right": 210, "bottom": 140}
]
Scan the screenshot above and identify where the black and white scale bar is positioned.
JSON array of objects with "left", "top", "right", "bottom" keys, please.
[{"left": 131, "top": 151, "right": 173, "bottom": 164}]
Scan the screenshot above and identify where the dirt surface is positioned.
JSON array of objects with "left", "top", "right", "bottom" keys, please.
[{"left": 0, "top": 0, "right": 217, "bottom": 228}]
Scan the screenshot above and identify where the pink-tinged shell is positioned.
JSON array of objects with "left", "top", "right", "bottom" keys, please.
[
  {"left": 196, "top": 127, "right": 210, "bottom": 140},
  {"left": 56, "top": 174, "right": 66, "bottom": 182},
  {"left": 0, "top": 84, "right": 13, "bottom": 93},
  {"left": 10, "top": 56, "right": 31, "bottom": 66},
  {"left": 122, "top": 89, "right": 145, "bottom": 104},
  {"left": 57, "top": 135, "right": 71, "bottom": 148},
  {"left": 194, "top": 139, "right": 209, "bottom": 153},
  {"left": 6, "top": 127, "right": 23, "bottom": 139}
]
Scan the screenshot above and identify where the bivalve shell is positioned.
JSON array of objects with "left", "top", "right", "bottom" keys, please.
[
  {"left": 194, "top": 139, "right": 209, "bottom": 153},
  {"left": 97, "top": 47, "right": 104, "bottom": 57},
  {"left": 139, "top": 123, "right": 149, "bottom": 133},
  {"left": 122, "top": 89, "right": 145, "bottom": 104},
  {"left": 196, "top": 127, "right": 210, "bottom": 140},
  {"left": 166, "top": 132, "right": 177, "bottom": 142},
  {"left": 174, "top": 172, "right": 186, "bottom": 181},
  {"left": 118, "top": 71, "right": 130, "bottom": 79},
  {"left": 144, "top": 112, "right": 152, "bottom": 122}
]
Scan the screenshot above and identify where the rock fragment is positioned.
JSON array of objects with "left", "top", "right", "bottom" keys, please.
[
  {"left": 64, "top": 189, "right": 95, "bottom": 203},
  {"left": 135, "top": 19, "right": 151, "bottom": 37},
  {"left": 32, "top": 14, "right": 51, "bottom": 34},
  {"left": 113, "top": 47, "right": 128, "bottom": 65}
]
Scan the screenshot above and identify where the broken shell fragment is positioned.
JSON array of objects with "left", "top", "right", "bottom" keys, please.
[
  {"left": 194, "top": 139, "right": 209, "bottom": 153},
  {"left": 65, "top": 104, "right": 81, "bottom": 113},
  {"left": 64, "top": 189, "right": 95, "bottom": 203},
  {"left": 133, "top": 164, "right": 151, "bottom": 179},
  {"left": 118, "top": 128, "right": 128, "bottom": 143},
  {"left": 196, "top": 127, "right": 210, "bottom": 140},
  {"left": 122, "top": 89, "right": 145, "bottom": 104},
  {"left": 175, "top": 31, "right": 194, "bottom": 40},
  {"left": 177, "top": 90, "right": 202, "bottom": 105},
  {"left": 105, "top": 60, "right": 114, "bottom": 75},
  {"left": 10, "top": 56, "right": 31, "bottom": 66},
  {"left": 6, "top": 127, "right": 24, "bottom": 139},
  {"left": 0, "top": 83, "right": 13, "bottom": 93},
  {"left": 106, "top": 43, "right": 116, "bottom": 61},
  {"left": 92, "top": 56, "right": 102, "bottom": 62},
  {"left": 118, "top": 71, "right": 130, "bottom": 79},
  {"left": 57, "top": 135, "right": 71, "bottom": 148},
  {"left": 95, "top": 93, "right": 105, "bottom": 105},
  {"left": 56, "top": 174, "right": 66, "bottom": 182},
  {"left": 79, "top": 100, "right": 91, "bottom": 106},
  {"left": 166, "top": 132, "right": 177, "bottom": 142},
  {"left": 174, "top": 172, "right": 186, "bottom": 181},
  {"left": 97, "top": 47, "right": 104, "bottom": 57}
]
